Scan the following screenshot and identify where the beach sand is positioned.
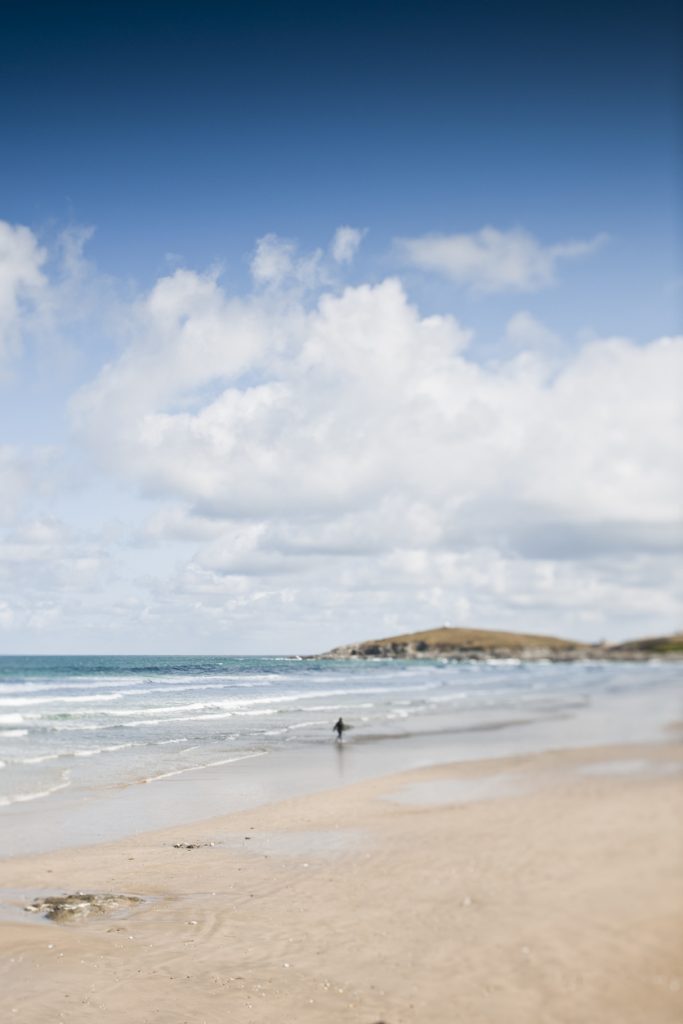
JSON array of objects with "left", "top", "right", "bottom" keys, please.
[{"left": 1, "top": 740, "right": 682, "bottom": 1023}]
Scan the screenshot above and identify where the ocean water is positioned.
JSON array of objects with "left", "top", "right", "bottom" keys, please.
[{"left": 0, "top": 655, "right": 680, "bottom": 815}]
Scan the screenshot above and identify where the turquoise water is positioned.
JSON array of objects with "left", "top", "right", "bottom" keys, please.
[{"left": 0, "top": 655, "right": 680, "bottom": 812}]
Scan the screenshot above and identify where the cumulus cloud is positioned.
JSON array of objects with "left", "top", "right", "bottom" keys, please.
[
  {"left": 250, "top": 233, "right": 325, "bottom": 289},
  {"left": 1, "top": 221, "right": 680, "bottom": 649},
  {"left": 73, "top": 275, "right": 474, "bottom": 512},
  {"left": 0, "top": 517, "right": 113, "bottom": 636},
  {"left": 72, "top": 253, "right": 682, "bottom": 577},
  {"left": 397, "top": 226, "right": 606, "bottom": 292},
  {"left": 250, "top": 233, "right": 297, "bottom": 285},
  {"left": 251, "top": 227, "right": 366, "bottom": 289},
  {"left": 0, "top": 219, "right": 122, "bottom": 381},
  {"left": 135, "top": 537, "right": 682, "bottom": 654},
  {"left": 0, "top": 220, "right": 47, "bottom": 366},
  {"left": 331, "top": 225, "right": 366, "bottom": 264},
  {"left": 71, "top": 266, "right": 275, "bottom": 462},
  {"left": 504, "top": 310, "right": 562, "bottom": 354}
]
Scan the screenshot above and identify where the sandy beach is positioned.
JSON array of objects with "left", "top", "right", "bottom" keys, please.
[{"left": 1, "top": 737, "right": 682, "bottom": 1024}]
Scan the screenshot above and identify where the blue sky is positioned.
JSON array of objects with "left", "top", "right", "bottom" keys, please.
[
  {"left": 2, "top": 2, "right": 678, "bottom": 284},
  {"left": 0, "top": 1, "right": 681, "bottom": 652}
]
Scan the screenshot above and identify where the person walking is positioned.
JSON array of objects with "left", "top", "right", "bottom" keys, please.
[{"left": 333, "top": 717, "right": 346, "bottom": 741}]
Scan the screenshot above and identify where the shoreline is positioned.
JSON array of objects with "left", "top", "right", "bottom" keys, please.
[
  {"left": 1, "top": 736, "right": 682, "bottom": 1023},
  {"left": 3, "top": 656, "right": 679, "bottom": 857},
  {"left": 2, "top": 671, "right": 680, "bottom": 859},
  {"left": 317, "top": 651, "right": 683, "bottom": 662}
]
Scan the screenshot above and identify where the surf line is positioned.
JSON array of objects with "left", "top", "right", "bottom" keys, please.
[{"left": 141, "top": 749, "right": 268, "bottom": 784}]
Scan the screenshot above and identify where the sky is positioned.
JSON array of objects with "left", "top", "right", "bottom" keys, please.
[{"left": 0, "top": 0, "right": 681, "bottom": 653}]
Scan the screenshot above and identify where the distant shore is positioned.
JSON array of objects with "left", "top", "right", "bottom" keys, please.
[{"left": 316, "top": 626, "right": 683, "bottom": 661}]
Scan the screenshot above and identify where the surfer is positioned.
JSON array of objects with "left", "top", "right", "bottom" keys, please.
[{"left": 333, "top": 717, "right": 346, "bottom": 741}]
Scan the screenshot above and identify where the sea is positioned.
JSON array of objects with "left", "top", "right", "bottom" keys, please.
[
  {"left": 0, "top": 655, "right": 680, "bottom": 854},
  {"left": 2, "top": 654, "right": 681, "bottom": 807}
]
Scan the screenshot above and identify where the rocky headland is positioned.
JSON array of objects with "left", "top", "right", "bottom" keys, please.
[{"left": 317, "top": 627, "right": 683, "bottom": 661}]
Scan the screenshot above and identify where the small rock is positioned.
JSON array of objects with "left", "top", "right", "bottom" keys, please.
[{"left": 25, "top": 893, "right": 142, "bottom": 922}]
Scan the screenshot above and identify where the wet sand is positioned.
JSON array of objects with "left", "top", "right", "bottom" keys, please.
[{"left": 1, "top": 740, "right": 682, "bottom": 1023}]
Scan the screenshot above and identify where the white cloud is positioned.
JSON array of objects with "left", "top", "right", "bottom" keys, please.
[
  {"left": 251, "top": 226, "right": 366, "bottom": 289},
  {"left": 72, "top": 254, "right": 682, "bottom": 577},
  {"left": 397, "top": 226, "right": 606, "bottom": 292},
  {"left": 1, "top": 222, "right": 681, "bottom": 650},
  {"left": 250, "top": 233, "right": 325, "bottom": 289},
  {"left": 0, "top": 221, "right": 47, "bottom": 367},
  {"left": 250, "top": 233, "right": 296, "bottom": 285},
  {"left": 331, "top": 226, "right": 366, "bottom": 264},
  {"left": 131, "top": 538, "right": 682, "bottom": 654},
  {"left": 70, "top": 266, "right": 276, "bottom": 476},
  {"left": 0, "top": 445, "right": 62, "bottom": 527},
  {"left": 73, "top": 275, "right": 474, "bottom": 512},
  {"left": 504, "top": 310, "right": 562, "bottom": 354},
  {"left": 0, "top": 517, "right": 113, "bottom": 635}
]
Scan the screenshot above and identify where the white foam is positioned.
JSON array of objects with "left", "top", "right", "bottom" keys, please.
[
  {"left": 14, "top": 739, "right": 173, "bottom": 765},
  {"left": 305, "top": 702, "right": 374, "bottom": 711},
  {"left": 0, "top": 728, "right": 28, "bottom": 737},
  {"left": 92, "top": 684, "right": 435, "bottom": 719},
  {"left": 0, "top": 671, "right": 285, "bottom": 697},
  {"left": 0, "top": 692, "right": 122, "bottom": 707},
  {"left": 142, "top": 749, "right": 267, "bottom": 783},
  {"left": 0, "top": 677, "right": 154, "bottom": 695},
  {"left": 103, "top": 700, "right": 220, "bottom": 717},
  {"left": 18, "top": 753, "right": 63, "bottom": 765},
  {"left": 0, "top": 776, "right": 71, "bottom": 807},
  {"left": 123, "top": 712, "right": 234, "bottom": 727},
  {"left": 44, "top": 722, "right": 108, "bottom": 732},
  {"left": 232, "top": 708, "right": 278, "bottom": 717},
  {"left": 73, "top": 742, "right": 139, "bottom": 757}
]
